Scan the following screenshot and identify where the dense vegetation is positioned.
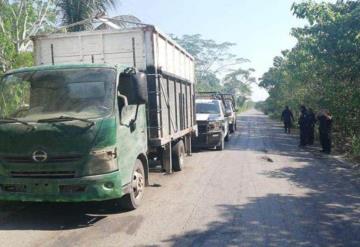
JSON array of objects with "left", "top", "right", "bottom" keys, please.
[
  {"left": 0, "top": 0, "right": 114, "bottom": 73},
  {"left": 259, "top": 0, "right": 360, "bottom": 156},
  {"left": 58, "top": 0, "right": 115, "bottom": 31},
  {"left": 0, "top": 0, "right": 56, "bottom": 73},
  {"left": 0, "top": 1, "right": 254, "bottom": 111},
  {"left": 0, "top": 0, "right": 116, "bottom": 118},
  {"left": 171, "top": 34, "right": 255, "bottom": 110}
]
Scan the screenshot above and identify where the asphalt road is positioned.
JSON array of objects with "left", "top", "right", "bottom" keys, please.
[{"left": 0, "top": 109, "right": 359, "bottom": 247}]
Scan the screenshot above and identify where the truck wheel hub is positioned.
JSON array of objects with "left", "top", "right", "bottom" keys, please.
[{"left": 132, "top": 170, "right": 144, "bottom": 199}]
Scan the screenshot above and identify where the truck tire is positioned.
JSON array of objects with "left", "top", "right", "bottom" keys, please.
[
  {"left": 216, "top": 135, "right": 225, "bottom": 150},
  {"left": 172, "top": 140, "right": 185, "bottom": 172},
  {"left": 119, "top": 159, "right": 145, "bottom": 210}
]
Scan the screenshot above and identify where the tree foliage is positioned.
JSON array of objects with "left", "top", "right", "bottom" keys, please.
[
  {"left": 0, "top": 0, "right": 117, "bottom": 71},
  {"left": 172, "top": 34, "right": 255, "bottom": 107},
  {"left": 0, "top": 76, "right": 30, "bottom": 118},
  {"left": 57, "top": 0, "right": 116, "bottom": 31},
  {"left": 0, "top": 0, "right": 56, "bottom": 72},
  {"left": 260, "top": 0, "right": 360, "bottom": 154}
]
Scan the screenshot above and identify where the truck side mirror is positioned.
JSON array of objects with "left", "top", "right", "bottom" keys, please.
[{"left": 118, "top": 69, "right": 148, "bottom": 105}]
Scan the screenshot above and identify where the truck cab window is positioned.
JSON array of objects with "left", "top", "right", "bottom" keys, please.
[{"left": 0, "top": 68, "right": 116, "bottom": 121}]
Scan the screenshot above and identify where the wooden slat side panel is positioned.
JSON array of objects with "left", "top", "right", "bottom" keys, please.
[
  {"left": 34, "top": 30, "right": 146, "bottom": 69},
  {"left": 168, "top": 79, "right": 177, "bottom": 135},
  {"left": 187, "top": 84, "right": 191, "bottom": 128},
  {"left": 147, "top": 74, "right": 160, "bottom": 140},
  {"left": 154, "top": 34, "right": 195, "bottom": 83},
  {"left": 160, "top": 77, "right": 170, "bottom": 139}
]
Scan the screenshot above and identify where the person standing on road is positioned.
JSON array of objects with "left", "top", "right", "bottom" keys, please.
[
  {"left": 281, "top": 106, "right": 295, "bottom": 134},
  {"left": 307, "top": 108, "right": 316, "bottom": 145},
  {"left": 298, "top": 105, "right": 308, "bottom": 147},
  {"left": 318, "top": 109, "right": 333, "bottom": 154}
]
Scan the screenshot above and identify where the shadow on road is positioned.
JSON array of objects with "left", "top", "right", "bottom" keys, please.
[
  {"left": 0, "top": 200, "right": 127, "bottom": 230},
  {"left": 229, "top": 112, "right": 358, "bottom": 181},
  {"left": 164, "top": 192, "right": 360, "bottom": 246},
  {"left": 163, "top": 155, "right": 360, "bottom": 246},
  {"left": 164, "top": 111, "right": 360, "bottom": 246},
  {"left": 1, "top": 110, "right": 359, "bottom": 244}
]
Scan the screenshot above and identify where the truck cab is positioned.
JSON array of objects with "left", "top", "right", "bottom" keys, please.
[
  {"left": 193, "top": 99, "right": 230, "bottom": 150},
  {"left": 0, "top": 64, "right": 149, "bottom": 209},
  {"left": 0, "top": 23, "right": 197, "bottom": 210}
]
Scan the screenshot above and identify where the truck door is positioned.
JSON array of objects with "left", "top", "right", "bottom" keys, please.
[{"left": 116, "top": 79, "right": 147, "bottom": 186}]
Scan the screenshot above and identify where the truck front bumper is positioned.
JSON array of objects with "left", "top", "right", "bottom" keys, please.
[
  {"left": 192, "top": 131, "right": 223, "bottom": 148},
  {"left": 0, "top": 171, "right": 125, "bottom": 202}
]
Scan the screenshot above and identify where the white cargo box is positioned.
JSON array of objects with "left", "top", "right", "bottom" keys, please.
[{"left": 32, "top": 26, "right": 195, "bottom": 83}]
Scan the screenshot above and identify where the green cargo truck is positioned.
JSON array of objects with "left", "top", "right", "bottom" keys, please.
[{"left": 0, "top": 24, "right": 196, "bottom": 210}]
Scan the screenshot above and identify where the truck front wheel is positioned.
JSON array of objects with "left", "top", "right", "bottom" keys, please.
[
  {"left": 120, "top": 159, "right": 145, "bottom": 210},
  {"left": 172, "top": 140, "right": 185, "bottom": 172}
]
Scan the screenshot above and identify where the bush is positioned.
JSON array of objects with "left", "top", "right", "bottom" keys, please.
[{"left": 351, "top": 135, "right": 360, "bottom": 157}]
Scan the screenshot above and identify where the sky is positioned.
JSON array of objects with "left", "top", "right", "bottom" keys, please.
[{"left": 110, "top": 0, "right": 310, "bottom": 102}]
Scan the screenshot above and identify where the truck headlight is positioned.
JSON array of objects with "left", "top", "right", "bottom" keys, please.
[
  {"left": 208, "top": 121, "right": 222, "bottom": 131},
  {"left": 85, "top": 148, "right": 118, "bottom": 176}
]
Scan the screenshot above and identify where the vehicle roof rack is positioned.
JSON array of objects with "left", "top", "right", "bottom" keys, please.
[
  {"left": 196, "top": 92, "right": 236, "bottom": 108},
  {"left": 196, "top": 92, "right": 223, "bottom": 101},
  {"left": 219, "top": 94, "right": 236, "bottom": 108}
]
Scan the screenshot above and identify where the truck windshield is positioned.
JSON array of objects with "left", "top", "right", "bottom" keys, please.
[
  {"left": 0, "top": 68, "right": 116, "bottom": 122},
  {"left": 196, "top": 102, "right": 221, "bottom": 114}
]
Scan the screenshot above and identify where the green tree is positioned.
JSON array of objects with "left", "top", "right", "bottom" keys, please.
[
  {"left": 171, "top": 34, "right": 255, "bottom": 108},
  {"left": 223, "top": 68, "right": 255, "bottom": 97},
  {"left": 171, "top": 34, "right": 249, "bottom": 87},
  {"left": 260, "top": 0, "right": 360, "bottom": 155},
  {"left": 0, "top": 0, "right": 56, "bottom": 72},
  {"left": 57, "top": 0, "right": 116, "bottom": 31}
]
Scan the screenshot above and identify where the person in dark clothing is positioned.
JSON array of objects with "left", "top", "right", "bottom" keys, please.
[
  {"left": 298, "top": 105, "right": 308, "bottom": 147},
  {"left": 307, "top": 108, "right": 316, "bottom": 145},
  {"left": 281, "top": 106, "right": 295, "bottom": 134},
  {"left": 317, "top": 110, "right": 332, "bottom": 154}
]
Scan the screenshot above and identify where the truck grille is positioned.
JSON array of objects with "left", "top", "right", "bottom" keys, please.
[
  {"left": 10, "top": 171, "right": 76, "bottom": 179},
  {"left": 0, "top": 184, "right": 27, "bottom": 193},
  {"left": 1, "top": 155, "right": 82, "bottom": 163}
]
